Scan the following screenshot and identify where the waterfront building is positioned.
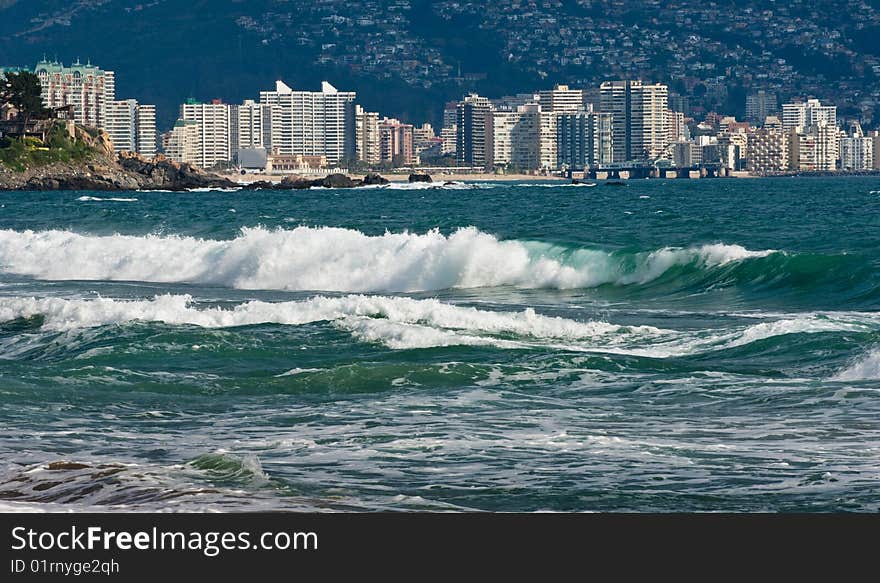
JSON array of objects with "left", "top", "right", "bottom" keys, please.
[
  {"left": 379, "top": 118, "right": 415, "bottom": 166},
  {"left": 162, "top": 119, "right": 199, "bottom": 165},
  {"left": 747, "top": 128, "right": 789, "bottom": 174},
  {"left": 671, "top": 140, "right": 701, "bottom": 168},
  {"left": 746, "top": 91, "right": 778, "bottom": 124},
  {"left": 266, "top": 153, "right": 327, "bottom": 173},
  {"left": 180, "top": 99, "right": 232, "bottom": 169},
  {"left": 782, "top": 98, "right": 837, "bottom": 132},
  {"left": 412, "top": 123, "right": 438, "bottom": 160},
  {"left": 486, "top": 106, "right": 540, "bottom": 170},
  {"left": 788, "top": 124, "right": 838, "bottom": 171},
  {"left": 136, "top": 104, "right": 157, "bottom": 158},
  {"left": 231, "top": 100, "right": 271, "bottom": 162},
  {"left": 557, "top": 110, "right": 614, "bottom": 170},
  {"left": 840, "top": 122, "right": 874, "bottom": 171},
  {"left": 599, "top": 80, "right": 669, "bottom": 163},
  {"left": 456, "top": 94, "right": 493, "bottom": 168},
  {"left": 354, "top": 105, "right": 381, "bottom": 165},
  {"left": 259, "top": 80, "right": 356, "bottom": 165},
  {"left": 34, "top": 59, "right": 114, "bottom": 128},
  {"left": 872, "top": 131, "right": 880, "bottom": 170},
  {"left": 104, "top": 99, "right": 157, "bottom": 157}
]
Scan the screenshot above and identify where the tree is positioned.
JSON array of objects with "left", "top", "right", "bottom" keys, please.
[{"left": 0, "top": 71, "right": 50, "bottom": 124}]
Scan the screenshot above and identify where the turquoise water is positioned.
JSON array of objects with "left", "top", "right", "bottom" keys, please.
[{"left": 1, "top": 177, "right": 880, "bottom": 511}]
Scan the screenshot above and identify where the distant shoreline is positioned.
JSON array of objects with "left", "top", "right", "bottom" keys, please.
[{"left": 228, "top": 172, "right": 567, "bottom": 184}]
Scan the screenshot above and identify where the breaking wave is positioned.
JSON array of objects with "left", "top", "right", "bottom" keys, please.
[
  {"left": 831, "top": 348, "right": 880, "bottom": 381},
  {"left": 0, "top": 226, "right": 779, "bottom": 293},
  {"left": 1, "top": 294, "right": 876, "bottom": 354},
  {"left": 76, "top": 196, "right": 138, "bottom": 202}
]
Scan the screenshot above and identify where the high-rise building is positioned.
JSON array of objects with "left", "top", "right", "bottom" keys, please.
[
  {"left": 599, "top": 80, "right": 669, "bottom": 163},
  {"left": 104, "top": 100, "right": 157, "bottom": 157},
  {"left": 456, "top": 94, "right": 493, "bottom": 168},
  {"left": 135, "top": 104, "right": 157, "bottom": 158},
  {"left": 412, "top": 123, "right": 437, "bottom": 159},
  {"left": 163, "top": 119, "right": 200, "bottom": 165},
  {"left": 557, "top": 110, "right": 614, "bottom": 170},
  {"left": 872, "top": 131, "right": 880, "bottom": 170},
  {"left": 788, "top": 124, "right": 838, "bottom": 171},
  {"left": 378, "top": 118, "right": 414, "bottom": 166},
  {"left": 746, "top": 91, "right": 778, "bottom": 124},
  {"left": 34, "top": 59, "right": 115, "bottom": 128},
  {"left": 440, "top": 126, "right": 457, "bottom": 156},
  {"left": 260, "top": 80, "right": 356, "bottom": 165},
  {"left": 231, "top": 100, "right": 271, "bottom": 162},
  {"left": 104, "top": 100, "right": 138, "bottom": 153},
  {"left": 180, "top": 99, "right": 232, "bottom": 169},
  {"left": 666, "top": 110, "right": 686, "bottom": 146},
  {"left": 486, "top": 106, "right": 540, "bottom": 170},
  {"left": 354, "top": 105, "right": 380, "bottom": 165},
  {"left": 782, "top": 98, "right": 837, "bottom": 132},
  {"left": 747, "top": 128, "right": 789, "bottom": 174},
  {"left": 840, "top": 122, "right": 874, "bottom": 171},
  {"left": 538, "top": 85, "right": 583, "bottom": 114}
]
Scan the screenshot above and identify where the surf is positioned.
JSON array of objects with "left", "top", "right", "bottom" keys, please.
[{"left": 0, "top": 226, "right": 785, "bottom": 293}]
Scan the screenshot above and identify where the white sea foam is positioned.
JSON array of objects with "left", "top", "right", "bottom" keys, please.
[
  {"left": 831, "top": 349, "right": 880, "bottom": 381},
  {"left": 1, "top": 294, "right": 874, "bottom": 354},
  {"left": 366, "top": 181, "right": 485, "bottom": 190},
  {"left": 76, "top": 196, "right": 138, "bottom": 202},
  {"left": 0, "top": 226, "right": 777, "bottom": 293},
  {"left": 0, "top": 293, "right": 654, "bottom": 334}
]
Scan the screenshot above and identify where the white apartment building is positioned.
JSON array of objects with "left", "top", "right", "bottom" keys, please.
[
  {"left": 600, "top": 80, "right": 669, "bottom": 163},
  {"left": 231, "top": 100, "right": 271, "bottom": 162},
  {"left": 782, "top": 98, "right": 837, "bottom": 132},
  {"left": 538, "top": 85, "right": 584, "bottom": 114},
  {"left": 872, "top": 131, "right": 880, "bottom": 170},
  {"left": 180, "top": 100, "right": 232, "bottom": 169},
  {"left": 486, "top": 107, "right": 540, "bottom": 170},
  {"left": 35, "top": 59, "right": 115, "bottom": 128},
  {"left": 104, "top": 99, "right": 157, "bottom": 157},
  {"left": 163, "top": 119, "right": 200, "bottom": 166},
  {"left": 747, "top": 129, "right": 789, "bottom": 174},
  {"left": 260, "top": 80, "right": 356, "bottom": 165},
  {"left": 840, "top": 123, "right": 874, "bottom": 171},
  {"left": 788, "top": 124, "right": 839, "bottom": 171}
]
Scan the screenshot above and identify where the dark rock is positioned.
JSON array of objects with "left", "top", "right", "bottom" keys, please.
[
  {"left": 408, "top": 172, "right": 432, "bottom": 183},
  {"left": 362, "top": 172, "right": 390, "bottom": 185},
  {"left": 321, "top": 173, "right": 356, "bottom": 188}
]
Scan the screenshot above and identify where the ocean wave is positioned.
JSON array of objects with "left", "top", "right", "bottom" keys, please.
[
  {"left": 0, "top": 226, "right": 777, "bottom": 293},
  {"left": 76, "top": 196, "right": 138, "bottom": 202},
  {"left": 1, "top": 294, "right": 875, "bottom": 355},
  {"left": 831, "top": 348, "right": 880, "bottom": 381},
  {"left": 0, "top": 294, "right": 659, "bottom": 339}
]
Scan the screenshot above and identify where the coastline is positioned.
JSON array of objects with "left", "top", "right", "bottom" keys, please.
[{"left": 227, "top": 172, "right": 566, "bottom": 184}]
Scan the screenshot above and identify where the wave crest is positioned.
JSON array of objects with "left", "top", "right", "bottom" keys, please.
[{"left": 0, "top": 226, "right": 776, "bottom": 293}]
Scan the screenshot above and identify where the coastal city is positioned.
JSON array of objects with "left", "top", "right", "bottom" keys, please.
[{"left": 2, "top": 58, "right": 880, "bottom": 179}]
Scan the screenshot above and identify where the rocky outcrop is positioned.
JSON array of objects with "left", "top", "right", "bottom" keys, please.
[
  {"left": 408, "top": 172, "right": 432, "bottom": 183},
  {"left": 0, "top": 145, "right": 393, "bottom": 191},
  {"left": 0, "top": 151, "right": 238, "bottom": 191},
  {"left": 362, "top": 172, "right": 390, "bottom": 186},
  {"left": 116, "top": 152, "right": 238, "bottom": 190}
]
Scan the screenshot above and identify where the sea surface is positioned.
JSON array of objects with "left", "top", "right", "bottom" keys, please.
[{"left": 1, "top": 177, "right": 880, "bottom": 512}]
